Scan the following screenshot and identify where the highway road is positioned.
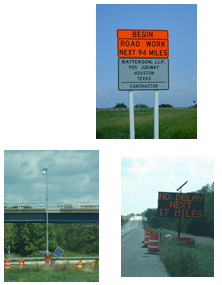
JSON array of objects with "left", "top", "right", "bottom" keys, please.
[{"left": 121, "top": 216, "right": 169, "bottom": 277}]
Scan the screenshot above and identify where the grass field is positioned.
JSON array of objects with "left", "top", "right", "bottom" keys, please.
[
  {"left": 96, "top": 108, "right": 197, "bottom": 139},
  {"left": 143, "top": 227, "right": 214, "bottom": 277},
  {"left": 159, "top": 242, "right": 214, "bottom": 277},
  {"left": 4, "top": 262, "right": 99, "bottom": 282}
]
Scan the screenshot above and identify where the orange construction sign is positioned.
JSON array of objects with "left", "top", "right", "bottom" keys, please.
[
  {"left": 117, "top": 29, "right": 168, "bottom": 40},
  {"left": 117, "top": 38, "right": 168, "bottom": 58},
  {"left": 117, "top": 29, "right": 169, "bottom": 58}
]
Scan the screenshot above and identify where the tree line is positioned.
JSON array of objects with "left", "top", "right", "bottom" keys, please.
[
  {"left": 142, "top": 183, "right": 214, "bottom": 237},
  {"left": 114, "top": 103, "right": 173, "bottom": 109},
  {"left": 4, "top": 223, "right": 99, "bottom": 257},
  {"left": 113, "top": 103, "right": 197, "bottom": 109}
]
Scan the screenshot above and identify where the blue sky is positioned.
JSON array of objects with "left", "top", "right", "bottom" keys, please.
[
  {"left": 96, "top": 4, "right": 197, "bottom": 108},
  {"left": 121, "top": 157, "right": 214, "bottom": 215},
  {"left": 4, "top": 150, "right": 99, "bottom": 207}
]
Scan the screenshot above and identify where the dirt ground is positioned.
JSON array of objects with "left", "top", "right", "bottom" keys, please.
[{"left": 161, "top": 228, "right": 214, "bottom": 249}]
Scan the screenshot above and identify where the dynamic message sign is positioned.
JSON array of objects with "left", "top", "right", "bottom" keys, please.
[
  {"left": 118, "top": 58, "right": 169, "bottom": 90},
  {"left": 157, "top": 192, "right": 205, "bottom": 218},
  {"left": 117, "top": 29, "right": 169, "bottom": 58}
]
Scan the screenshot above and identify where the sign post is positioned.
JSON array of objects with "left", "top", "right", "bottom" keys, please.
[
  {"left": 176, "top": 181, "right": 188, "bottom": 238},
  {"left": 128, "top": 90, "right": 135, "bottom": 139},
  {"left": 117, "top": 29, "right": 169, "bottom": 139},
  {"left": 154, "top": 90, "right": 159, "bottom": 139}
]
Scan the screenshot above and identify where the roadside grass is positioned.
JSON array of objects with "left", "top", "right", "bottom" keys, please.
[
  {"left": 142, "top": 225, "right": 214, "bottom": 277},
  {"left": 159, "top": 242, "right": 214, "bottom": 277},
  {"left": 4, "top": 262, "right": 99, "bottom": 282},
  {"left": 96, "top": 109, "right": 197, "bottom": 139}
]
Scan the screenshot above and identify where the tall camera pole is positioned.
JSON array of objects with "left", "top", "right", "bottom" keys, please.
[{"left": 42, "top": 168, "right": 49, "bottom": 264}]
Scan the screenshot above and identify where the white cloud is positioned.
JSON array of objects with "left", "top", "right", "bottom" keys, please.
[
  {"left": 188, "top": 75, "right": 197, "bottom": 96},
  {"left": 4, "top": 150, "right": 99, "bottom": 205},
  {"left": 192, "top": 75, "right": 197, "bottom": 81},
  {"left": 121, "top": 157, "right": 214, "bottom": 215},
  {"left": 97, "top": 88, "right": 108, "bottom": 98}
]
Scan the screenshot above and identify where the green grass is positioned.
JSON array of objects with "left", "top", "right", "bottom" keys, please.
[
  {"left": 96, "top": 108, "right": 197, "bottom": 139},
  {"left": 4, "top": 262, "right": 99, "bottom": 282},
  {"left": 159, "top": 242, "right": 214, "bottom": 277},
  {"left": 142, "top": 225, "right": 213, "bottom": 277}
]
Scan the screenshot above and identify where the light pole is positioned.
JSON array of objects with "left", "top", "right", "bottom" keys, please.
[
  {"left": 42, "top": 168, "right": 49, "bottom": 263},
  {"left": 176, "top": 180, "right": 188, "bottom": 238}
]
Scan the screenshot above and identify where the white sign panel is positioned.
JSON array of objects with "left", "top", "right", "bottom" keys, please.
[{"left": 118, "top": 58, "right": 169, "bottom": 90}]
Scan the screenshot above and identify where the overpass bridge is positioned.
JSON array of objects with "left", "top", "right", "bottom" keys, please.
[
  {"left": 4, "top": 201, "right": 99, "bottom": 223},
  {"left": 4, "top": 208, "right": 99, "bottom": 223}
]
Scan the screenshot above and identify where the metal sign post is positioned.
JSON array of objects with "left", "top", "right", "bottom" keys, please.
[
  {"left": 154, "top": 90, "right": 159, "bottom": 139},
  {"left": 128, "top": 91, "right": 135, "bottom": 139},
  {"left": 176, "top": 181, "right": 188, "bottom": 238},
  {"left": 118, "top": 58, "right": 168, "bottom": 139}
]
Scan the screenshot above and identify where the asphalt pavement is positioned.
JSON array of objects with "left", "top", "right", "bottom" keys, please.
[{"left": 121, "top": 216, "right": 169, "bottom": 277}]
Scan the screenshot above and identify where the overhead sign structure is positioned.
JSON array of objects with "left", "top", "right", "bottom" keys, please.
[
  {"left": 157, "top": 192, "right": 205, "bottom": 218},
  {"left": 118, "top": 58, "right": 169, "bottom": 90},
  {"left": 117, "top": 29, "right": 169, "bottom": 58}
]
